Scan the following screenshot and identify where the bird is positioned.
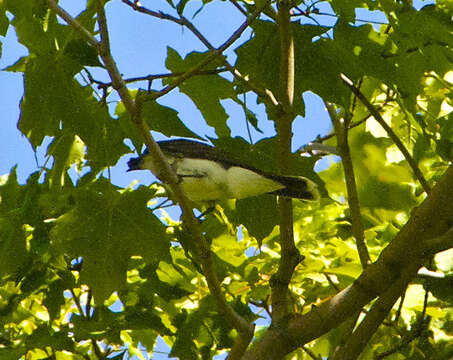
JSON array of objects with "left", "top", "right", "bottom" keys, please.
[{"left": 127, "top": 139, "right": 318, "bottom": 202}]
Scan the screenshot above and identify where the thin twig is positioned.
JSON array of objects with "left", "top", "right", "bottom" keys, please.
[
  {"left": 122, "top": 0, "right": 282, "bottom": 108},
  {"left": 324, "top": 273, "right": 340, "bottom": 291},
  {"left": 341, "top": 73, "right": 431, "bottom": 194},
  {"left": 121, "top": 0, "right": 183, "bottom": 24},
  {"left": 230, "top": 0, "right": 248, "bottom": 16},
  {"left": 326, "top": 101, "right": 370, "bottom": 268},
  {"left": 240, "top": 93, "right": 254, "bottom": 144},
  {"left": 291, "top": 9, "right": 389, "bottom": 25},
  {"left": 178, "top": 4, "right": 281, "bottom": 107},
  {"left": 375, "top": 308, "right": 430, "bottom": 359},
  {"left": 70, "top": 289, "right": 86, "bottom": 317},
  {"left": 90, "top": 68, "right": 228, "bottom": 88},
  {"left": 299, "top": 142, "right": 338, "bottom": 155},
  {"left": 85, "top": 289, "right": 93, "bottom": 318},
  {"left": 393, "top": 290, "right": 406, "bottom": 322},
  {"left": 315, "top": 102, "right": 392, "bottom": 143},
  {"left": 47, "top": 0, "right": 99, "bottom": 47},
  {"left": 91, "top": 339, "right": 106, "bottom": 360},
  {"left": 145, "top": 3, "right": 267, "bottom": 103},
  {"left": 249, "top": 299, "right": 272, "bottom": 318}
]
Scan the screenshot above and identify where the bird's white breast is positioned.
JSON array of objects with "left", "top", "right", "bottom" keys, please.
[
  {"left": 175, "top": 158, "right": 230, "bottom": 201},
  {"left": 176, "top": 158, "right": 284, "bottom": 201},
  {"left": 141, "top": 155, "right": 285, "bottom": 201}
]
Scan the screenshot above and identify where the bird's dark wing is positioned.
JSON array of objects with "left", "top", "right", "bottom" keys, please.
[
  {"left": 132, "top": 139, "right": 318, "bottom": 200},
  {"left": 157, "top": 139, "right": 243, "bottom": 169}
]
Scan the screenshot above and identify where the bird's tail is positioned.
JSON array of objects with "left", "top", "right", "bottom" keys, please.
[{"left": 269, "top": 175, "right": 319, "bottom": 200}]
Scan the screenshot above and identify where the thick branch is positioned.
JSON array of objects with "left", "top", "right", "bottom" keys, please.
[
  {"left": 331, "top": 266, "right": 416, "bottom": 360},
  {"left": 270, "top": 1, "right": 299, "bottom": 323},
  {"left": 243, "top": 165, "right": 453, "bottom": 359},
  {"left": 228, "top": 329, "right": 255, "bottom": 360},
  {"left": 341, "top": 74, "right": 431, "bottom": 194},
  {"left": 326, "top": 101, "right": 370, "bottom": 268}
]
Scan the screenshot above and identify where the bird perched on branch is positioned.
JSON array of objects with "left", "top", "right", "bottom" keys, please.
[{"left": 127, "top": 139, "right": 318, "bottom": 202}]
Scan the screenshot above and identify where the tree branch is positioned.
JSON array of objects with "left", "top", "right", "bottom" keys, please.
[
  {"left": 96, "top": 0, "right": 252, "bottom": 339},
  {"left": 298, "top": 142, "right": 339, "bottom": 155},
  {"left": 229, "top": 0, "right": 248, "bottom": 17},
  {"left": 243, "top": 165, "right": 453, "bottom": 359},
  {"left": 49, "top": 0, "right": 253, "bottom": 339},
  {"left": 331, "top": 266, "right": 416, "bottom": 360},
  {"left": 228, "top": 329, "right": 255, "bottom": 360},
  {"left": 47, "top": 0, "right": 98, "bottom": 47},
  {"left": 326, "top": 101, "right": 370, "bottom": 268},
  {"left": 341, "top": 73, "right": 431, "bottom": 194},
  {"left": 269, "top": 0, "right": 300, "bottom": 323},
  {"left": 89, "top": 68, "right": 228, "bottom": 88}
]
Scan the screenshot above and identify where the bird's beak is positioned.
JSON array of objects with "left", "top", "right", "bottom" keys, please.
[{"left": 127, "top": 156, "right": 143, "bottom": 171}]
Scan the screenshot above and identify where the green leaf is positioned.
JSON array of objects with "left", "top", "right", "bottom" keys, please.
[
  {"left": 170, "top": 296, "right": 237, "bottom": 359},
  {"left": 25, "top": 325, "right": 75, "bottom": 352},
  {"left": 63, "top": 39, "right": 102, "bottom": 67},
  {"left": 47, "top": 134, "right": 85, "bottom": 188},
  {"left": 211, "top": 233, "right": 247, "bottom": 267},
  {"left": 358, "top": 176, "right": 416, "bottom": 211},
  {"left": 0, "top": 217, "right": 28, "bottom": 276},
  {"left": 3, "top": 56, "right": 28, "bottom": 72},
  {"left": 18, "top": 54, "right": 128, "bottom": 171},
  {"left": 51, "top": 180, "right": 170, "bottom": 303},
  {"left": 141, "top": 97, "right": 202, "bottom": 140},
  {"left": 0, "top": 170, "right": 46, "bottom": 277},
  {"left": 235, "top": 21, "right": 336, "bottom": 114},
  {"left": 234, "top": 195, "right": 278, "bottom": 243},
  {"left": 140, "top": 264, "right": 192, "bottom": 301},
  {"left": 0, "top": 2, "right": 9, "bottom": 37},
  {"left": 328, "top": 0, "right": 368, "bottom": 22},
  {"left": 43, "top": 277, "right": 71, "bottom": 320},
  {"left": 117, "top": 93, "right": 202, "bottom": 152},
  {"left": 8, "top": 0, "right": 53, "bottom": 55},
  {"left": 165, "top": 48, "right": 234, "bottom": 137}
]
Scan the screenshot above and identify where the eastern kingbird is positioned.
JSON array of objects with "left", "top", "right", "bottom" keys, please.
[{"left": 127, "top": 139, "right": 318, "bottom": 202}]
